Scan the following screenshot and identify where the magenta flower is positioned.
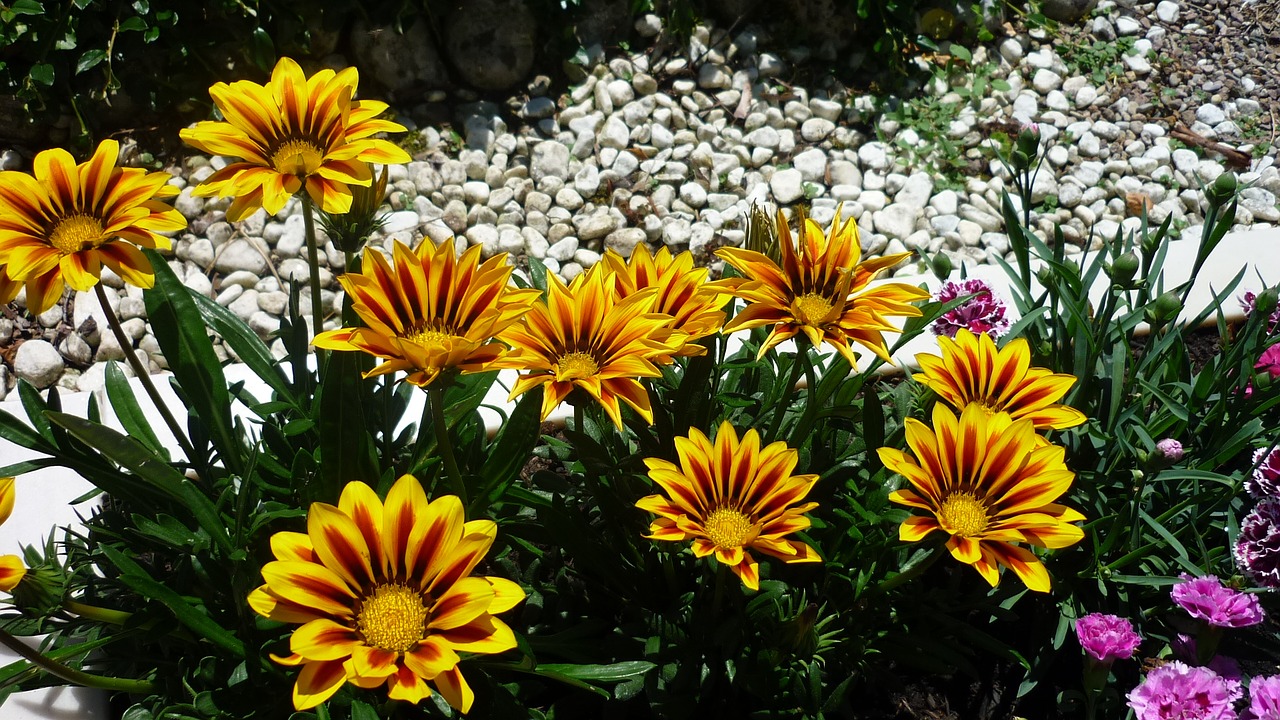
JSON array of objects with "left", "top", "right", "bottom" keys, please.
[
  {"left": 1235, "top": 499, "right": 1280, "bottom": 589},
  {"left": 1246, "top": 675, "right": 1280, "bottom": 720},
  {"left": 1156, "top": 439, "right": 1186, "bottom": 462},
  {"left": 1076, "top": 613, "right": 1142, "bottom": 663},
  {"left": 1256, "top": 346, "right": 1280, "bottom": 380},
  {"left": 1171, "top": 574, "right": 1266, "bottom": 628},
  {"left": 930, "top": 279, "right": 1010, "bottom": 339},
  {"left": 1128, "top": 661, "right": 1242, "bottom": 720},
  {"left": 1248, "top": 448, "right": 1280, "bottom": 499},
  {"left": 1240, "top": 291, "right": 1280, "bottom": 333}
]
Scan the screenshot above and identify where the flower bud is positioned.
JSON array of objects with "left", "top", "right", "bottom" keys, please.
[
  {"left": 1155, "top": 438, "right": 1184, "bottom": 462},
  {"left": 1110, "top": 251, "right": 1140, "bottom": 286},
  {"left": 1011, "top": 149, "right": 1031, "bottom": 172},
  {"left": 1145, "top": 291, "right": 1183, "bottom": 327},
  {"left": 9, "top": 563, "right": 66, "bottom": 618},
  {"left": 1255, "top": 287, "right": 1280, "bottom": 321},
  {"left": 930, "top": 252, "right": 953, "bottom": 282},
  {"left": 1206, "top": 172, "right": 1238, "bottom": 207},
  {"left": 1016, "top": 124, "right": 1041, "bottom": 157}
]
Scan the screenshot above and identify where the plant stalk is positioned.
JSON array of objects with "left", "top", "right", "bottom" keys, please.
[
  {"left": 765, "top": 343, "right": 809, "bottom": 443},
  {"left": 63, "top": 599, "right": 132, "bottom": 626},
  {"left": 95, "top": 283, "right": 198, "bottom": 465},
  {"left": 428, "top": 383, "right": 467, "bottom": 505},
  {"left": 0, "top": 627, "right": 155, "bottom": 694},
  {"left": 300, "top": 193, "right": 325, "bottom": 346}
]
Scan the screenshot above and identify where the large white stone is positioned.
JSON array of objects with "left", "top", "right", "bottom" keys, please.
[{"left": 14, "top": 340, "right": 63, "bottom": 389}]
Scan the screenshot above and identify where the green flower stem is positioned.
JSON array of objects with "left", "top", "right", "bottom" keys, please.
[
  {"left": 1081, "top": 657, "right": 1111, "bottom": 720},
  {"left": 299, "top": 193, "right": 326, "bottom": 348},
  {"left": 874, "top": 543, "right": 945, "bottom": 595},
  {"left": 0, "top": 626, "right": 155, "bottom": 694},
  {"left": 95, "top": 283, "right": 198, "bottom": 465},
  {"left": 428, "top": 383, "right": 467, "bottom": 505},
  {"left": 765, "top": 343, "right": 809, "bottom": 443},
  {"left": 63, "top": 599, "right": 131, "bottom": 626}
]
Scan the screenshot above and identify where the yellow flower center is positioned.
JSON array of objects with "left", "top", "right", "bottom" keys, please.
[
  {"left": 557, "top": 351, "right": 599, "bottom": 379},
  {"left": 793, "top": 292, "right": 835, "bottom": 325},
  {"left": 355, "top": 583, "right": 428, "bottom": 653},
  {"left": 271, "top": 138, "right": 325, "bottom": 177},
  {"left": 704, "top": 507, "right": 758, "bottom": 549},
  {"left": 402, "top": 322, "right": 457, "bottom": 349},
  {"left": 939, "top": 492, "right": 989, "bottom": 537},
  {"left": 48, "top": 215, "right": 104, "bottom": 254}
]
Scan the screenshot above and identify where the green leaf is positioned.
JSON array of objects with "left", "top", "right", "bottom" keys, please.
[
  {"left": 143, "top": 248, "right": 242, "bottom": 475},
  {"left": 45, "top": 412, "right": 232, "bottom": 554},
  {"left": 316, "top": 350, "right": 378, "bottom": 503},
  {"left": 535, "top": 661, "right": 655, "bottom": 683},
  {"left": 250, "top": 27, "right": 275, "bottom": 72},
  {"left": 118, "top": 16, "right": 146, "bottom": 32},
  {"left": 475, "top": 390, "right": 542, "bottom": 514},
  {"left": 526, "top": 255, "right": 549, "bottom": 295},
  {"left": 17, "top": 380, "right": 53, "bottom": 444},
  {"left": 0, "top": 407, "right": 52, "bottom": 452},
  {"left": 75, "top": 48, "right": 106, "bottom": 74},
  {"left": 98, "top": 545, "right": 245, "bottom": 656},
  {"left": 10, "top": 0, "right": 44, "bottom": 15},
  {"left": 350, "top": 701, "right": 380, "bottom": 720},
  {"left": 190, "top": 291, "right": 299, "bottom": 411},
  {"left": 104, "top": 361, "right": 164, "bottom": 455}
]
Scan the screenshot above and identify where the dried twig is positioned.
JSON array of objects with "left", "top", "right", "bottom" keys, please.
[{"left": 1170, "top": 124, "right": 1253, "bottom": 170}]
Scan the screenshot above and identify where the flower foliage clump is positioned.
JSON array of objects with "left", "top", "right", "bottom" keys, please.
[{"left": 0, "top": 56, "right": 1277, "bottom": 720}]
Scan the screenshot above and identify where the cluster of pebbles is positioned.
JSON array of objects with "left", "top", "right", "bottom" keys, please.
[{"left": 1, "top": 0, "right": 1277, "bottom": 398}]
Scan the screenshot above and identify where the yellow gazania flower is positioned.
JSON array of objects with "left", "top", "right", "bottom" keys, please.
[
  {"left": 313, "top": 240, "right": 540, "bottom": 387},
  {"left": 0, "top": 477, "right": 26, "bottom": 591},
  {"left": 602, "top": 245, "right": 730, "bottom": 357},
  {"left": 913, "top": 328, "right": 1087, "bottom": 430},
  {"left": 249, "top": 475, "right": 524, "bottom": 712},
  {"left": 877, "top": 403, "right": 1085, "bottom": 593},
  {"left": 0, "top": 139, "right": 185, "bottom": 314},
  {"left": 716, "top": 208, "right": 929, "bottom": 368},
  {"left": 0, "top": 267, "right": 19, "bottom": 306},
  {"left": 637, "top": 422, "right": 821, "bottom": 590},
  {"left": 180, "top": 57, "right": 411, "bottom": 222},
  {"left": 490, "top": 266, "right": 685, "bottom": 429}
]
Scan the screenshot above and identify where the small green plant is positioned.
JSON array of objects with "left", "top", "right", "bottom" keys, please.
[{"left": 1059, "top": 36, "right": 1137, "bottom": 86}]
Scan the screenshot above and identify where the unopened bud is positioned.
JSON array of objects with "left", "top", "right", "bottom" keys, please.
[
  {"left": 930, "top": 252, "right": 953, "bottom": 281},
  {"left": 1155, "top": 438, "right": 1184, "bottom": 462},
  {"left": 1011, "top": 149, "right": 1031, "bottom": 172},
  {"left": 1110, "top": 251, "right": 1139, "bottom": 286},
  {"left": 9, "top": 563, "right": 65, "bottom": 618},
  {"left": 1016, "top": 125, "right": 1041, "bottom": 157},
  {"left": 1146, "top": 291, "right": 1183, "bottom": 326},
  {"left": 1036, "top": 265, "right": 1054, "bottom": 288},
  {"left": 1206, "top": 172, "right": 1238, "bottom": 207},
  {"left": 1255, "top": 287, "right": 1280, "bottom": 320}
]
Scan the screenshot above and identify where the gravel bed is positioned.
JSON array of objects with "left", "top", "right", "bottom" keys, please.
[{"left": 1, "top": 0, "right": 1277, "bottom": 397}]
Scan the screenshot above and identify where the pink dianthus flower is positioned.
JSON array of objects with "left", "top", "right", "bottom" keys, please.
[
  {"left": 1248, "top": 448, "right": 1280, "bottom": 499},
  {"left": 1128, "top": 661, "right": 1242, "bottom": 720},
  {"left": 930, "top": 278, "right": 1010, "bottom": 339},
  {"left": 1076, "top": 613, "right": 1142, "bottom": 664},
  {"left": 1235, "top": 498, "right": 1280, "bottom": 589},
  {"left": 1256, "top": 346, "right": 1280, "bottom": 380},
  {"left": 1241, "top": 291, "right": 1280, "bottom": 333},
  {"left": 1246, "top": 675, "right": 1280, "bottom": 720},
  {"left": 1171, "top": 574, "right": 1266, "bottom": 628}
]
